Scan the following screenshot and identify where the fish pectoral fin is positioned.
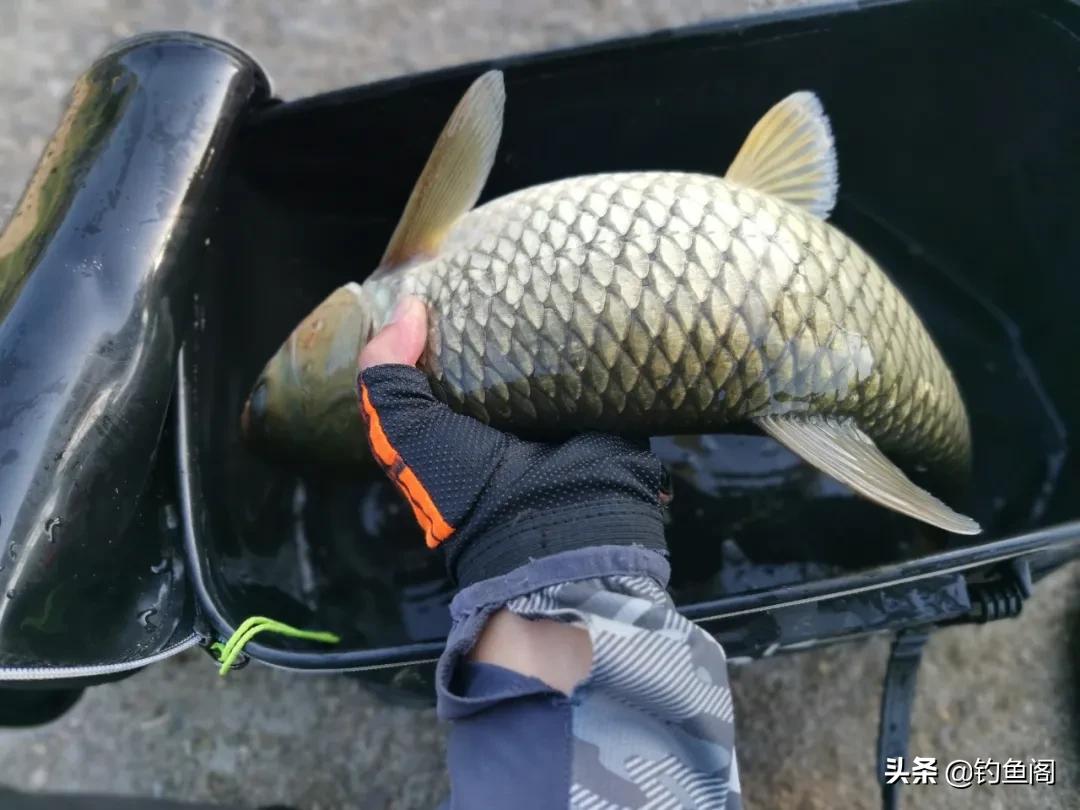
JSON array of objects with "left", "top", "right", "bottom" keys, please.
[
  {"left": 725, "top": 91, "right": 838, "bottom": 220},
  {"left": 373, "top": 70, "right": 505, "bottom": 278},
  {"left": 754, "top": 414, "right": 981, "bottom": 535}
]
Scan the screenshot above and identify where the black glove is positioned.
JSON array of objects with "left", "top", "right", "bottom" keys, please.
[{"left": 357, "top": 365, "right": 667, "bottom": 588}]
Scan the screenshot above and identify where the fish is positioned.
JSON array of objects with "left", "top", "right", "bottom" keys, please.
[{"left": 242, "top": 70, "right": 980, "bottom": 535}]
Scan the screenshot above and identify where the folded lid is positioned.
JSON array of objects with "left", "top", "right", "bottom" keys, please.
[{"left": 0, "top": 33, "right": 269, "bottom": 674}]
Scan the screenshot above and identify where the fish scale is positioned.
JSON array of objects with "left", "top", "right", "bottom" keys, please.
[{"left": 366, "top": 169, "right": 970, "bottom": 474}]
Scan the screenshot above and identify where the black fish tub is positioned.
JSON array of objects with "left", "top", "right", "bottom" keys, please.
[{"left": 0, "top": 1, "right": 1078, "bottom": 807}]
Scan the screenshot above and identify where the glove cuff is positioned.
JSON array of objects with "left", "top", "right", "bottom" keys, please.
[{"left": 449, "top": 500, "right": 667, "bottom": 588}]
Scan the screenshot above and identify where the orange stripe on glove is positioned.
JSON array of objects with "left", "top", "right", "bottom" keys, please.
[{"left": 359, "top": 382, "right": 454, "bottom": 549}]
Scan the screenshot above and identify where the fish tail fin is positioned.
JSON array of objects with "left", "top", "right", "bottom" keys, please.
[
  {"left": 372, "top": 70, "right": 505, "bottom": 280},
  {"left": 726, "top": 91, "right": 838, "bottom": 219}
]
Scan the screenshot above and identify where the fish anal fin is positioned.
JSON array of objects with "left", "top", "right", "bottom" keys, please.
[
  {"left": 755, "top": 414, "right": 981, "bottom": 535},
  {"left": 725, "top": 91, "right": 838, "bottom": 219},
  {"left": 373, "top": 70, "right": 505, "bottom": 279}
]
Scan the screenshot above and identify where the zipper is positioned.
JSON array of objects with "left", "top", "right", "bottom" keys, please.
[
  {"left": 257, "top": 655, "right": 441, "bottom": 675},
  {"left": 0, "top": 633, "right": 201, "bottom": 682}
]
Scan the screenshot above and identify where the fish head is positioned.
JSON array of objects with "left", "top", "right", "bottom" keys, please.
[{"left": 241, "top": 283, "right": 375, "bottom": 466}]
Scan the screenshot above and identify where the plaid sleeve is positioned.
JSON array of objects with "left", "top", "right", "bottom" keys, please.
[{"left": 437, "top": 546, "right": 741, "bottom": 810}]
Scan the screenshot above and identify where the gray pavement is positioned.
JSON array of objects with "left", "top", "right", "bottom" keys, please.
[{"left": 1, "top": 2, "right": 1078, "bottom": 809}]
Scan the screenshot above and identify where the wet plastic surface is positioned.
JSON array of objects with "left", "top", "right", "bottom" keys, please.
[
  {"left": 178, "top": 0, "right": 1080, "bottom": 665},
  {"left": 0, "top": 34, "right": 269, "bottom": 668}
]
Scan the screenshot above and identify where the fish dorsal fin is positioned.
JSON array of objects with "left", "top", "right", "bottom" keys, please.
[
  {"left": 725, "top": 91, "right": 838, "bottom": 219},
  {"left": 374, "top": 70, "right": 505, "bottom": 278},
  {"left": 755, "top": 414, "right": 981, "bottom": 535}
]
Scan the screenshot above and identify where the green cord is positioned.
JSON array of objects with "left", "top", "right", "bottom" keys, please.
[{"left": 215, "top": 616, "right": 339, "bottom": 676}]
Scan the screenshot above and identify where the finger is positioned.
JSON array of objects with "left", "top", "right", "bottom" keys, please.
[{"left": 357, "top": 296, "right": 429, "bottom": 370}]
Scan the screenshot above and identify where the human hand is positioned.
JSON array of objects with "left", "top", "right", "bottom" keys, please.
[{"left": 356, "top": 296, "right": 668, "bottom": 588}]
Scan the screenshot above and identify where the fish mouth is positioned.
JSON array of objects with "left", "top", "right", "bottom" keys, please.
[
  {"left": 240, "top": 378, "right": 268, "bottom": 440},
  {"left": 240, "top": 398, "right": 252, "bottom": 437}
]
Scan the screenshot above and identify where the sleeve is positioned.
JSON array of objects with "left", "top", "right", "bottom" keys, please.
[{"left": 436, "top": 546, "right": 741, "bottom": 810}]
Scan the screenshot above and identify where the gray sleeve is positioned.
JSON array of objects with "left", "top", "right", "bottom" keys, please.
[{"left": 437, "top": 546, "right": 741, "bottom": 810}]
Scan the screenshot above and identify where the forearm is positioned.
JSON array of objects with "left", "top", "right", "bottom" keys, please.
[
  {"left": 469, "top": 610, "right": 592, "bottom": 696},
  {"left": 439, "top": 546, "right": 742, "bottom": 810}
]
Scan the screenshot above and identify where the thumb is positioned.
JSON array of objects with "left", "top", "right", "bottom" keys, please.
[{"left": 358, "top": 296, "right": 429, "bottom": 370}]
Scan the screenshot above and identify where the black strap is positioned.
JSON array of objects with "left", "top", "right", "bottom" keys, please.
[{"left": 877, "top": 628, "right": 931, "bottom": 810}]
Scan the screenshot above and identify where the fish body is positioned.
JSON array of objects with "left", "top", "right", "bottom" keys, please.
[
  {"left": 364, "top": 170, "right": 969, "bottom": 473},
  {"left": 245, "top": 72, "right": 979, "bottom": 533}
]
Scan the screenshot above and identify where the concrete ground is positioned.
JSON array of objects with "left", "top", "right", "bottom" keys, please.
[{"left": 1, "top": 2, "right": 1078, "bottom": 808}]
